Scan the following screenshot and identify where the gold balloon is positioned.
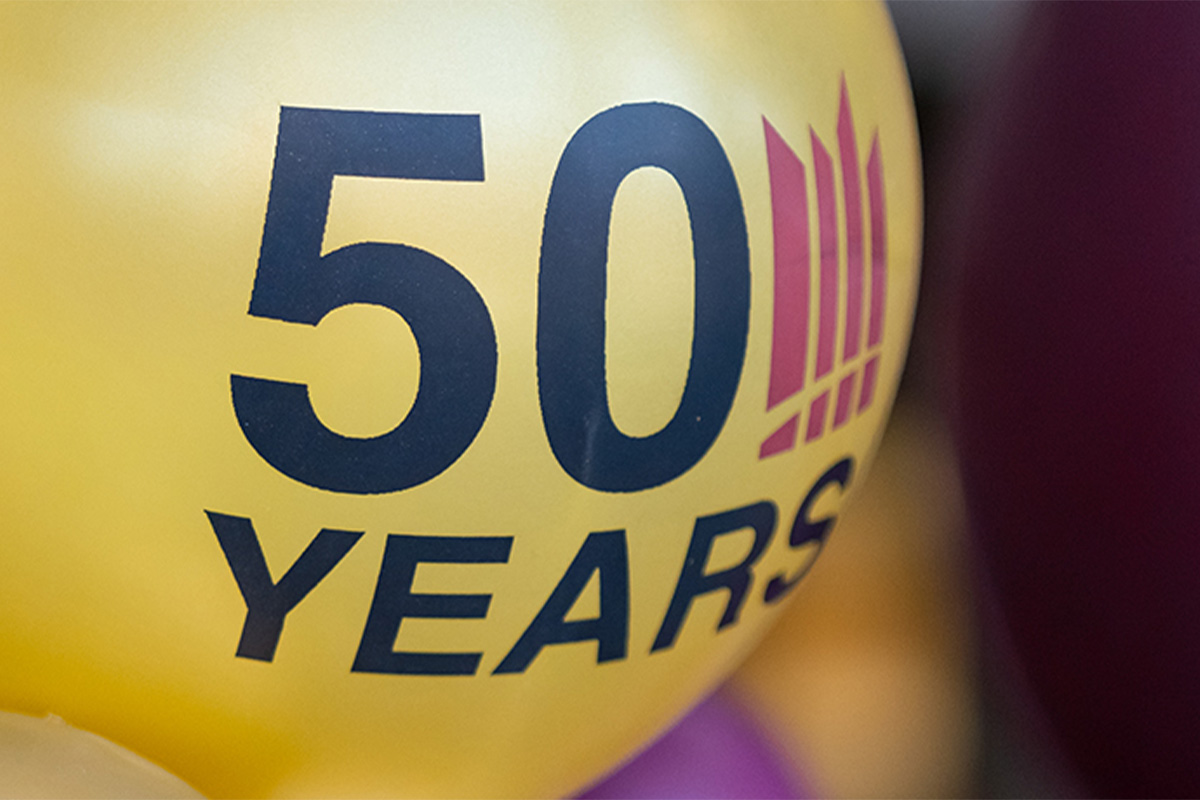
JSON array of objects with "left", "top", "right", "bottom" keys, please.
[{"left": 0, "top": 3, "right": 920, "bottom": 796}]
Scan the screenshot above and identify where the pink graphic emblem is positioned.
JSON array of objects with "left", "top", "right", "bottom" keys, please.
[{"left": 760, "top": 78, "right": 888, "bottom": 460}]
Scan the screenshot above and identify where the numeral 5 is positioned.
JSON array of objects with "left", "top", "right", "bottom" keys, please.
[{"left": 232, "top": 108, "right": 496, "bottom": 494}]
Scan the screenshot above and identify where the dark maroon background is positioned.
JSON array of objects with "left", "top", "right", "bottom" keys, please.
[{"left": 946, "top": 3, "right": 1200, "bottom": 796}]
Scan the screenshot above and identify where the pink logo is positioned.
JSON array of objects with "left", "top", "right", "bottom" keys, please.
[{"left": 759, "top": 77, "right": 888, "bottom": 459}]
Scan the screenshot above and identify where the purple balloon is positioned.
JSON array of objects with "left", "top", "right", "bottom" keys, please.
[
  {"left": 577, "top": 690, "right": 805, "bottom": 800},
  {"left": 947, "top": 3, "right": 1200, "bottom": 796}
]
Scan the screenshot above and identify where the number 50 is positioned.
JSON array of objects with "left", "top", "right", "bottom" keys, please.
[{"left": 232, "top": 103, "right": 749, "bottom": 495}]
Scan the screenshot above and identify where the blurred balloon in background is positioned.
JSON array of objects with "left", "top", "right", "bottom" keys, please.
[
  {"left": 578, "top": 689, "right": 807, "bottom": 800},
  {"left": 0, "top": 711, "right": 200, "bottom": 799},
  {"left": 946, "top": 3, "right": 1200, "bottom": 797}
]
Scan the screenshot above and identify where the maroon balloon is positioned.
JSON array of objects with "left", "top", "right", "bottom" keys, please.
[
  {"left": 576, "top": 691, "right": 804, "bottom": 800},
  {"left": 947, "top": 3, "right": 1200, "bottom": 796}
]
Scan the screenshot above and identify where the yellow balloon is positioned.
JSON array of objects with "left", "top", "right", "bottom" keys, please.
[{"left": 0, "top": 2, "right": 920, "bottom": 797}]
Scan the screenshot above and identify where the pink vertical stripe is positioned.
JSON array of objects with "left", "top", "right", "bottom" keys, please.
[
  {"left": 867, "top": 134, "right": 887, "bottom": 349},
  {"left": 805, "top": 391, "right": 830, "bottom": 442},
  {"left": 811, "top": 130, "right": 838, "bottom": 380},
  {"left": 763, "top": 118, "right": 810, "bottom": 410},
  {"left": 837, "top": 79, "right": 864, "bottom": 362},
  {"left": 759, "top": 414, "right": 799, "bottom": 459},
  {"left": 858, "top": 356, "right": 879, "bottom": 412},
  {"left": 833, "top": 372, "right": 857, "bottom": 429}
]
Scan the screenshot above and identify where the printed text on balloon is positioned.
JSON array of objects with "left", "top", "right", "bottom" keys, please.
[{"left": 207, "top": 458, "right": 852, "bottom": 674}]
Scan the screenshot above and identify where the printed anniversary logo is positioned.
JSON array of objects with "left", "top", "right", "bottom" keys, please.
[{"left": 209, "top": 78, "right": 897, "bottom": 677}]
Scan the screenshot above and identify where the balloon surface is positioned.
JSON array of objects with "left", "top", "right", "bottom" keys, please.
[
  {"left": 947, "top": 3, "right": 1200, "bottom": 796},
  {"left": 578, "top": 689, "right": 804, "bottom": 800},
  {"left": 0, "top": 711, "right": 201, "bottom": 799},
  {"left": 0, "top": 3, "right": 920, "bottom": 796}
]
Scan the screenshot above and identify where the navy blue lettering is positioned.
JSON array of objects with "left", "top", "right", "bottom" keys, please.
[
  {"left": 352, "top": 534, "right": 512, "bottom": 676},
  {"left": 233, "top": 108, "right": 495, "bottom": 494},
  {"left": 493, "top": 530, "right": 629, "bottom": 674},
  {"left": 763, "top": 457, "right": 854, "bottom": 603},
  {"left": 651, "top": 501, "right": 776, "bottom": 651},
  {"left": 538, "top": 102, "right": 750, "bottom": 492},
  {"left": 206, "top": 511, "right": 363, "bottom": 662}
]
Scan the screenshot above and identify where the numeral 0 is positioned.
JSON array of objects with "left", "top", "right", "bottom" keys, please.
[
  {"left": 538, "top": 103, "right": 749, "bottom": 491},
  {"left": 233, "top": 103, "right": 749, "bottom": 495}
]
